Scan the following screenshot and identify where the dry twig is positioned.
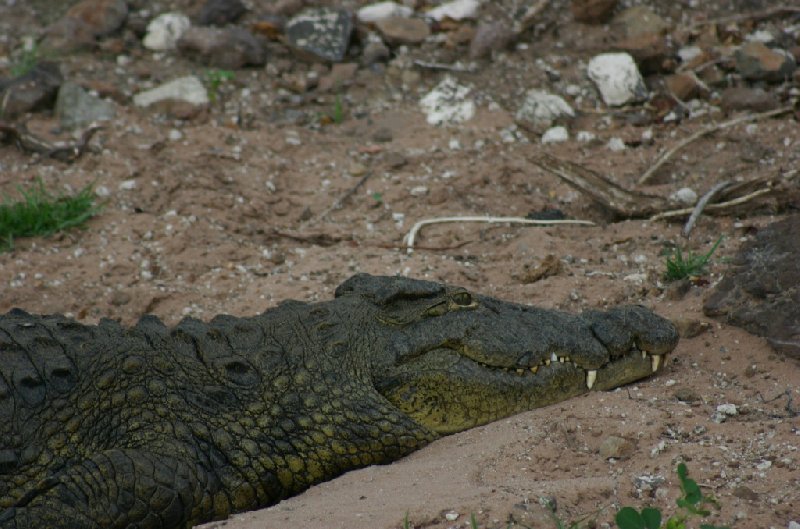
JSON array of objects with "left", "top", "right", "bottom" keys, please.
[
  {"left": 403, "top": 215, "right": 595, "bottom": 253},
  {"left": 638, "top": 106, "right": 794, "bottom": 185},
  {"left": 682, "top": 181, "right": 730, "bottom": 237},
  {"left": 650, "top": 187, "right": 774, "bottom": 221},
  {"left": 514, "top": 0, "right": 551, "bottom": 35},
  {"left": 0, "top": 120, "right": 103, "bottom": 161},
  {"left": 318, "top": 171, "right": 373, "bottom": 219}
]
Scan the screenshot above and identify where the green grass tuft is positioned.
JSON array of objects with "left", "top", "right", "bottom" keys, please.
[
  {"left": 0, "top": 179, "right": 101, "bottom": 252},
  {"left": 664, "top": 236, "right": 723, "bottom": 281}
]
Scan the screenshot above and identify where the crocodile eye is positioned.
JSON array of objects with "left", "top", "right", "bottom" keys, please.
[{"left": 451, "top": 292, "right": 473, "bottom": 306}]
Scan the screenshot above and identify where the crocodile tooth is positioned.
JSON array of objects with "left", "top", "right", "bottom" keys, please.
[
  {"left": 530, "top": 366, "right": 538, "bottom": 374},
  {"left": 651, "top": 354, "right": 662, "bottom": 373},
  {"left": 545, "top": 359, "right": 551, "bottom": 366},
  {"left": 641, "top": 350, "right": 647, "bottom": 359},
  {"left": 550, "top": 352, "right": 558, "bottom": 362},
  {"left": 559, "top": 357, "right": 565, "bottom": 363},
  {"left": 516, "top": 368, "right": 524, "bottom": 375},
  {"left": 586, "top": 370, "right": 597, "bottom": 389}
]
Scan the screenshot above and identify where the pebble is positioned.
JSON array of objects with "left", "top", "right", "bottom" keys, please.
[
  {"left": 606, "top": 137, "right": 626, "bottom": 151},
  {"left": 665, "top": 72, "right": 708, "bottom": 101},
  {"left": 0, "top": 61, "right": 63, "bottom": 119},
  {"left": 361, "top": 34, "right": 391, "bottom": 65},
  {"left": 712, "top": 403, "right": 738, "bottom": 423},
  {"left": 44, "top": 0, "right": 128, "bottom": 51},
  {"left": 177, "top": 27, "right": 267, "bottom": 68},
  {"left": 587, "top": 52, "right": 647, "bottom": 106},
  {"left": 732, "top": 485, "right": 760, "bottom": 501},
  {"left": 425, "top": 0, "right": 480, "bottom": 22},
  {"left": 168, "top": 129, "right": 183, "bottom": 141},
  {"left": 285, "top": 8, "right": 353, "bottom": 62},
  {"left": 735, "top": 41, "right": 797, "bottom": 83},
  {"left": 195, "top": 0, "right": 246, "bottom": 26},
  {"left": 515, "top": 89, "right": 575, "bottom": 130},
  {"left": 672, "top": 318, "right": 710, "bottom": 339},
  {"left": 133, "top": 76, "right": 209, "bottom": 107},
  {"left": 576, "top": 130, "right": 596, "bottom": 143},
  {"left": 789, "top": 521, "right": 800, "bottom": 529},
  {"left": 669, "top": 187, "right": 697, "bottom": 205},
  {"left": 143, "top": 13, "right": 192, "bottom": 51},
  {"left": 720, "top": 86, "right": 779, "bottom": 113},
  {"left": 55, "top": 82, "right": 116, "bottom": 129},
  {"left": 357, "top": 2, "right": 413, "bottom": 24},
  {"left": 611, "top": 6, "right": 670, "bottom": 38},
  {"left": 374, "top": 16, "right": 431, "bottom": 46},
  {"left": 410, "top": 186, "right": 428, "bottom": 196},
  {"left": 419, "top": 76, "right": 475, "bottom": 126},
  {"left": 318, "top": 63, "right": 359, "bottom": 92},
  {"left": 541, "top": 126, "right": 569, "bottom": 144}
]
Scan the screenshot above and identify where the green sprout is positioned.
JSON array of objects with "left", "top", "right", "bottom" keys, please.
[
  {"left": 664, "top": 236, "right": 723, "bottom": 281},
  {"left": 205, "top": 69, "right": 235, "bottom": 104}
]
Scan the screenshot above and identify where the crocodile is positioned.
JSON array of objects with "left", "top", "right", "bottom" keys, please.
[{"left": 0, "top": 273, "right": 678, "bottom": 529}]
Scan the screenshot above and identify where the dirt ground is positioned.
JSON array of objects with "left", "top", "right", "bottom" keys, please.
[{"left": 1, "top": 1, "right": 799, "bottom": 528}]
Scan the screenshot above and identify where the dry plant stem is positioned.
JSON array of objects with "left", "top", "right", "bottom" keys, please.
[
  {"left": 682, "top": 181, "right": 730, "bottom": 237},
  {"left": 638, "top": 106, "right": 794, "bottom": 185},
  {"left": 531, "top": 153, "right": 669, "bottom": 218},
  {"left": 319, "top": 171, "right": 373, "bottom": 219},
  {"left": 514, "top": 0, "right": 551, "bottom": 34},
  {"left": 650, "top": 187, "right": 773, "bottom": 221},
  {"left": 688, "top": 6, "right": 800, "bottom": 30},
  {"left": 403, "top": 216, "right": 595, "bottom": 253},
  {"left": 0, "top": 120, "right": 102, "bottom": 161}
]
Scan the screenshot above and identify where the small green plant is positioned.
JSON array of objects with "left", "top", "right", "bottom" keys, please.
[
  {"left": 0, "top": 179, "right": 101, "bottom": 252},
  {"left": 615, "top": 463, "right": 729, "bottom": 529},
  {"left": 205, "top": 69, "right": 235, "bottom": 104},
  {"left": 331, "top": 93, "right": 345, "bottom": 124},
  {"left": 10, "top": 42, "right": 42, "bottom": 77},
  {"left": 664, "top": 236, "right": 723, "bottom": 281}
]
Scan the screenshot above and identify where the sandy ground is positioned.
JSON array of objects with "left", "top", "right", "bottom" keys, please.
[{"left": 1, "top": 1, "right": 800, "bottom": 528}]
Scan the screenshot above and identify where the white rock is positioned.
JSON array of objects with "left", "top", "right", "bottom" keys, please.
[
  {"left": 168, "top": 129, "right": 183, "bottom": 141},
  {"left": 745, "top": 29, "right": 775, "bottom": 43},
  {"left": 515, "top": 89, "right": 575, "bottom": 127},
  {"left": 586, "top": 52, "right": 647, "bottom": 106},
  {"left": 410, "top": 185, "right": 429, "bottom": 196},
  {"left": 607, "top": 137, "right": 626, "bottom": 151},
  {"left": 426, "top": 0, "right": 480, "bottom": 21},
  {"left": 670, "top": 187, "right": 697, "bottom": 205},
  {"left": 133, "top": 76, "right": 209, "bottom": 107},
  {"left": 143, "top": 13, "right": 191, "bottom": 51},
  {"left": 541, "top": 126, "right": 569, "bottom": 144},
  {"left": 788, "top": 520, "right": 800, "bottom": 529},
  {"left": 677, "top": 46, "right": 703, "bottom": 63},
  {"left": 357, "top": 1, "right": 413, "bottom": 23},
  {"left": 576, "top": 130, "right": 596, "bottom": 142},
  {"left": 419, "top": 76, "right": 475, "bottom": 125},
  {"left": 716, "top": 403, "right": 738, "bottom": 416}
]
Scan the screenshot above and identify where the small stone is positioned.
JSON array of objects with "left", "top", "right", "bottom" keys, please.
[
  {"left": 419, "top": 76, "right": 475, "bottom": 126},
  {"left": 571, "top": 0, "right": 618, "bottom": 23},
  {"left": 374, "top": 16, "right": 430, "bottom": 45},
  {"left": 576, "top": 130, "right": 597, "bottom": 143},
  {"left": 469, "top": 20, "right": 515, "bottom": 59},
  {"left": 515, "top": 89, "right": 575, "bottom": 130},
  {"left": 665, "top": 72, "right": 708, "bottom": 101},
  {"left": 425, "top": 0, "right": 480, "bottom": 22},
  {"left": 720, "top": 87, "right": 779, "bottom": 114},
  {"left": 143, "top": 13, "right": 192, "bottom": 51},
  {"left": 541, "top": 126, "right": 569, "bottom": 144},
  {"left": 348, "top": 162, "right": 367, "bottom": 176},
  {"left": 599, "top": 436, "right": 635, "bottom": 459},
  {"left": 383, "top": 151, "right": 407, "bottom": 168},
  {"left": 613, "top": 32, "right": 671, "bottom": 74},
  {"left": 133, "top": 76, "right": 209, "bottom": 107},
  {"left": 285, "top": 8, "right": 353, "bottom": 63},
  {"left": 735, "top": 42, "right": 796, "bottom": 83},
  {"left": 357, "top": 2, "right": 413, "bottom": 23},
  {"left": 606, "top": 137, "right": 626, "bottom": 151},
  {"left": 0, "top": 62, "right": 63, "bottom": 119},
  {"left": 55, "top": 82, "right": 116, "bottom": 129},
  {"left": 732, "top": 485, "right": 759, "bottom": 501},
  {"left": 110, "top": 291, "right": 131, "bottom": 306},
  {"left": 669, "top": 187, "right": 697, "bottom": 205},
  {"left": 168, "top": 129, "right": 183, "bottom": 141},
  {"left": 410, "top": 186, "right": 428, "bottom": 197},
  {"left": 444, "top": 512, "right": 459, "bottom": 521},
  {"left": 177, "top": 27, "right": 266, "bottom": 68},
  {"left": 789, "top": 521, "right": 800, "bottom": 529},
  {"left": 587, "top": 52, "right": 647, "bottom": 106},
  {"left": 195, "top": 0, "right": 246, "bottom": 26},
  {"left": 361, "top": 35, "right": 391, "bottom": 65},
  {"left": 372, "top": 127, "right": 394, "bottom": 143}
]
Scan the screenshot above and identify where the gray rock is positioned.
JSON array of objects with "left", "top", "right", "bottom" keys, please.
[
  {"left": 361, "top": 34, "right": 391, "bottom": 65},
  {"left": 704, "top": 215, "right": 800, "bottom": 360},
  {"left": 587, "top": 52, "right": 647, "bottom": 106},
  {"left": 133, "top": 76, "right": 209, "bottom": 107},
  {"left": 357, "top": 2, "right": 413, "bottom": 23},
  {"left": 285, "top": 8, "right": 353, "bottom": 63},
  {"left": 55, "top": 82, "right": 116, "bottom": 129},
  {"left": 143, "top": 13, "right": 192, "bottom": 51},
  {"left": 599, "top": 435, "right": 635, "bottom": 459},
  {"left": 515, "top": 89, "right": 575, "bottom": 130},
  {"left": 611, "top": 6, "right": 670, "bottom": 38},
  {"left": 469, "top": 20, "right": 515, "bottom": 59},
  {"left": 178, "top": 27, "right": 267, "bottom": 68},
  {"left": 735, "top": 42, "right": 796, "bottom": 83},
  {"left": 196, "top": 0, "right": 246, "bottom": 26},
  {"left": 0, "top": 62, "right": 63, "bottom": 119},
  {"left": 720, "top": 86, "right": 779, "bottom": 114}
]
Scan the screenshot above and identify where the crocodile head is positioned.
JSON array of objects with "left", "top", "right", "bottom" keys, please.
[{"left": 335, "top": 274, "right": 678, "bottom": 435}]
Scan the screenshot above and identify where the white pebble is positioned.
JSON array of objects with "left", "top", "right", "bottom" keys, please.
[{"left": 541, "top": 126, "right": 569, "bottom": 144}]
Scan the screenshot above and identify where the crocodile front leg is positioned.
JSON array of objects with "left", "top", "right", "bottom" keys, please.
[{"left": 0, "top": 448, "right": 217, "bottom": 529}]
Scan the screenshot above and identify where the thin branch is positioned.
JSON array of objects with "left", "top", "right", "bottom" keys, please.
[
  {"left": 318, "top": 171, "right": 373, "bottom": 219},
  {"left": 0, "top": 120, "right": 103, "bottom": 161},
  {"left": 638, "top": 106, "right": 794, "bottom": 185},
  {"left": 514, "top": 0, "right": 551, "bottom": 35},
  {"left": 650, "top": 187, "right": 773, "bottom": 221},
  {"left": 403, "top": 215, "right": 595, "bottom": 253},
  {"left": 682, "top": 181, "right": 730, "bottom": 237},
  {"left": 687, "top": 6, "right": 800, "bottom": 30}
]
